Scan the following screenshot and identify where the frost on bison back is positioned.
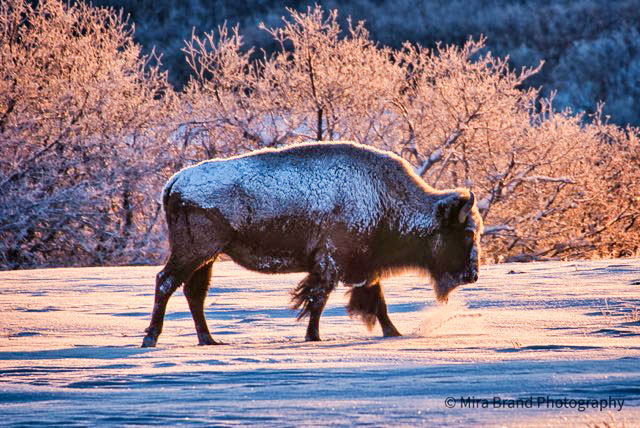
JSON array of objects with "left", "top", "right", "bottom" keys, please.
[{"left": 141, "top": 142, "right": 483, "bottom": 347}]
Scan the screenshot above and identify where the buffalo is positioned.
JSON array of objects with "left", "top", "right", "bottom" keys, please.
[{"left": 142, "top": 142, "right": 483, "bottom": 347}]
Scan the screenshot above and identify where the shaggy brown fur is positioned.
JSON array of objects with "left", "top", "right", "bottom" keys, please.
[{"left": 141, "top": 142, "right": 482, "bottom": 347}]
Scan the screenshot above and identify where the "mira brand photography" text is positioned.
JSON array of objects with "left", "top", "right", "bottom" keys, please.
[{"left": 447, "top": 396, "right": 624, "bottom": 412}]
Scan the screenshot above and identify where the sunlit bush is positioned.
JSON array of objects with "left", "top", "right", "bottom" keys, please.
[
  {"left": 181, "top": 6, "right": 640, "bottom": 262},
  {"left": 92, "top": 0, "right": 640, "bottom": 126},
  {"left": 0, "top": 0, "right": 176, "bottom": 268},
  {"left": 2, "top": 2, "right": 638, "bottom": 269}
]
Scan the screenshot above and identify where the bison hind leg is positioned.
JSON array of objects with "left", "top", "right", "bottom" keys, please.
[
  {"left": 143, "top": 207, "right": 233, "bottom": 348},
  {"left": 346, "top": 281, "right": 401, "bottom": 337},
  {"left": 142, "top": 260, "right": 190, "bottom": 348},
  {"left": 184, "top": 261, "right": 220, "bottom": 346}
]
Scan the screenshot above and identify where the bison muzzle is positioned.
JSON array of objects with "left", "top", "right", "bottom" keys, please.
[{"left": 142, "top": 142, "right": 483, "bottom": 347}]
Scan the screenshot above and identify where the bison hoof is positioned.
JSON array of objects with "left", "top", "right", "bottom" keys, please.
[
  {"left": 141, "top": 335, "right": 157, "bottom": 348},
  {"left": 305, "top": 333, "right": 322, "bottom": 342},
  {"left": 382, "top": 326, "right": 402, "bottom": 338},
  {"left": 198, "top": 336, "right": 221, "bottom": 346}
]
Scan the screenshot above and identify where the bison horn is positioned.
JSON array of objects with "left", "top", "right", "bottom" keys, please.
[{"left": 458, "top": 191, "right": 475, "bottom": 224}]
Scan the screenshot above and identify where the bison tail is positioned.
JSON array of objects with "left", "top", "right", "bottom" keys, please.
[{"left": 162, "top": 172, "right": 181, "bottom": 209}]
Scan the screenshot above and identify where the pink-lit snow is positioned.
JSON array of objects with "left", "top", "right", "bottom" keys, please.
[{"left": 1, "top": 259, "right": 639, "bottom": 426}]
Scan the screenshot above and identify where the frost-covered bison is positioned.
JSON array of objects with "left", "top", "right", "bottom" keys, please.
[{"left": 142, "top": 142, "right": 483, "bottom": 347}]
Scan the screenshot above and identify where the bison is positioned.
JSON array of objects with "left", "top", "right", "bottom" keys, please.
[{"left": 142, "top": 142, "right": 483, "bottom": 347}]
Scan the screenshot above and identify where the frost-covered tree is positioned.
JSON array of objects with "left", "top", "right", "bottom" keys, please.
[
  {"left": 181, "top": 5, "right": 640, "bottom": 261},
  {"left": 2, "top": 2, "right": 638, "bottom": 269},
  {"left": 0, "top": 0, "right": 176, "bottom": 268},
  {"left": 92, "top": 0, "right": 640, "bottom": 125}
]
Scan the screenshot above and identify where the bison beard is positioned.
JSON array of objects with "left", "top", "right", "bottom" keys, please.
[{"left": 141, "top": 141, "right": 482, "bottom": 347}]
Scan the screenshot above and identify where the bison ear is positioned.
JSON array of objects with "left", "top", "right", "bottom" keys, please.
[{"left": 435, "top": 192, "right": 475, "bottom": 226}]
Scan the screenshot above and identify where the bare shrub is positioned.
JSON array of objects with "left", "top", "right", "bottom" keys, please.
[
  {"left": 181, "top": 7, "right": 402, "bottom": 158},
  {"left": 0, "top": 0, "right": 176, "bottom": 269},
  {"left": 181, "top": 5, "right": 640, "bottom": 262},
  {"left": 2, "top": 2, "right": 637, "bottom": 269}
]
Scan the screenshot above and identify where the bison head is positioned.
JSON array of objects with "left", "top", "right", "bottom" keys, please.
[{"left": 428, "top": 190, "right": 483, "bottom": 302}]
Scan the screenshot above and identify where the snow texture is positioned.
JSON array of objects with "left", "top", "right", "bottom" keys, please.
[{"left": 1, "top": 258, "right": 639, "bottom": 425}]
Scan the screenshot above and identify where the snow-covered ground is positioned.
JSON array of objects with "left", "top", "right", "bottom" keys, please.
[{"left": 1, "top": 259, "right": 639, "bottom": 426}]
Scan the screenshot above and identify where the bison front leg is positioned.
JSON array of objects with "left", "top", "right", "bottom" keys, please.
[
  {"left": 347, "top": 281, "right": 401, "bottom": 337},
  {"left": 291, "top": 249, "right": 338, "bottom": 341}
]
